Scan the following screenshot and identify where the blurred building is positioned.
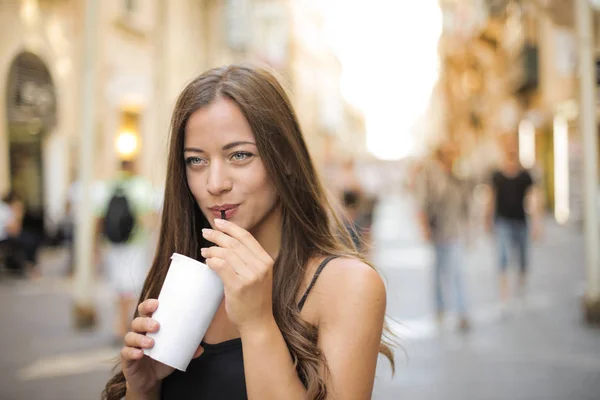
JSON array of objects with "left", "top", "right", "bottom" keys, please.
[
  {"left": 0, "top": 0, "right": 359, "bottom": 240},
  {"left": 0, "top": 0, "right": 204, "bottom": 237},
  {"left": 436, "top": 0, "right": 588, "bottom": 225},
  {"left": 203, "top": 0, "right": 351, "bottom": 167},
  {"left": 1, "top": 0, "right": 82, "bottom": 238}
]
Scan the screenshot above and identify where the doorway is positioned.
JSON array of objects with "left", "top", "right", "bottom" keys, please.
[{"left": 5, "top": 51, "right": 56, "bottom": 239}]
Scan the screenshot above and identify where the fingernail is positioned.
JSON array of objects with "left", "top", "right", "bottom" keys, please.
[
  {"left": 200, "top": 248, "right": 206, "bottom": 255},
  {"left": 214, "top": 218, "right": 225, "bottom": 226},
  {"left": 202, "top": 228, "right": 211, "bottom": 235},
  {"left": 150, "top": 320, "right": 159, "bottom": 330},
  {"left": 143, "top": 337, "right": 153, "bottom": 346}
]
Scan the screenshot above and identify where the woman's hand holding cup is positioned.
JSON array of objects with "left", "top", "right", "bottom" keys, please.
[{"left": 120, "top": 299, "right": 204, "bottom": 395}]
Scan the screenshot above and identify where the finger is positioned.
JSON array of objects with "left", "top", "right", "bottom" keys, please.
[
  {"left": 121, "top": 346, "right": 144, "bottom": 362},
  {"left": 124, "top": 332, "right": 155, "bottom": 349},
  {"left": 202, "top": 228, "right": 237, "bottom": 249},
  {"left": 205, "top": 256, "right": 243, "bottom": 284},
  {"left": 205, "top": 256, "right": 250, "bottom": 279},
  {"left": 202, "top": 229, "right": 265, "bottom": 270},
  {"left": 213, "top": 219, "right": 272, "bottom": 264},
  {"left": 131, "top": 317, "right": 160, "bottom": 334},
  {"left": 201, "top": 246, "right": 257, "bottom": 275},
  {"left": 137, "top": 299, "right": 159, "bottom": 318}
]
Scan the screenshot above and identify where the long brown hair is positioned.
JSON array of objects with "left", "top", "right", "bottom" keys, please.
[{"left": 103, "top": 64, "right": 395, "bottom": 400}]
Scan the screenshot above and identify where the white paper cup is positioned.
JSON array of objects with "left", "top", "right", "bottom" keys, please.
[{"left": 143, "top": 253, "right": 224, "bottom": 371}]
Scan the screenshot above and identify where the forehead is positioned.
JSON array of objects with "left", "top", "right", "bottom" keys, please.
[{"left": 185, "top": 97, "right": 254, "bottom": 144}]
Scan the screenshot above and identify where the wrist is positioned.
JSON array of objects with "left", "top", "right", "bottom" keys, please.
[
  {"left": 126, "top": 382, "right": 159, "bottom": 400},
  {"left": 239, "top": 314, "right": 278, "bottom": 342}
]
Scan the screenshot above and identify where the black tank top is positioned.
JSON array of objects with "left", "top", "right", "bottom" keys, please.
[{"left": 160, "top": 256, "right": 338, "bottom": 399}]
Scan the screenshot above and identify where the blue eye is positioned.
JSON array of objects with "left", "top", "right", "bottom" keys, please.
[
  {"left": 185, "top": 156, "right": 205, "bottom": 166},
  {"left": 230, "top": 151, "right": 253, "bottom": 162}
]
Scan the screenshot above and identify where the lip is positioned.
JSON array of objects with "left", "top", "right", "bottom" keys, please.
[{"left": 208, "top": 204, "right": 239, "bottom": 220}]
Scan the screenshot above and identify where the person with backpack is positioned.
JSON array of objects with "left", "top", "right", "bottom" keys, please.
[{"left": 96, "top": 159, "right": 157, "bottom": 343}]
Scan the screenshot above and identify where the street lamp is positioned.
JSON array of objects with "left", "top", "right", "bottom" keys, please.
[{"left": 115, "top": 130, "right": 139, "bottom": 160}]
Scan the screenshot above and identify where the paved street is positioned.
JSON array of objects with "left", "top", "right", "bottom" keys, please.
[
  {"left": 1, "top": 191, "right": 599, "bottom": 399},
  {"left": 371, "top": 193, "right": 600, "bottom": 400}
]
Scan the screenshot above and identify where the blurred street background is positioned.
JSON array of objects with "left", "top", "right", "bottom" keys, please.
[{"left": 1, "top": 0, "right": 600, "bottom": 399}]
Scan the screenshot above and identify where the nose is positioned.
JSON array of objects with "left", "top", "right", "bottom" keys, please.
[{"left": 206, "top": 161, "right": 233, "bottom": 196}]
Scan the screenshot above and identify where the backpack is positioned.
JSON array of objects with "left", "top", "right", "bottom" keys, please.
[{"left": 103, "top": 185, "right": 136, "bottom": 243}]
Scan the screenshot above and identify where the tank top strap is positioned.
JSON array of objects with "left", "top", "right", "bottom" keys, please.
[{"left": 297, "top": 256, "right": 338, "bottom": 312}]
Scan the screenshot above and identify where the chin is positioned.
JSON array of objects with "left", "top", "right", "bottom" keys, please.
[{"left": 235, "top": 218, "right": 253, "bottom": 232}]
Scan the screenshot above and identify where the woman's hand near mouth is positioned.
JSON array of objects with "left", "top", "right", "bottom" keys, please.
[{"left": 200, "top": 218, "right": 274, "bottom": 334}]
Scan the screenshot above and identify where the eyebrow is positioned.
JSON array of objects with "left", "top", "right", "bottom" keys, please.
[{"left": 183, "top": 141, "right": 256, "bottom": 153}]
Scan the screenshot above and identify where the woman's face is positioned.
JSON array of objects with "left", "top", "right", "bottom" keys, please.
[{"left": 184, "top": 97, "right": 278, "bottom": 232}]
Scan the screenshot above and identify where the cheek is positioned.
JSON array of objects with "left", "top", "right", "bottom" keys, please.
[
  {"left": 240, "top": 167, "right": 277, "bottom": 207},
  {"left": 264, "top": 180, "right": 278, "bottom": 203},
  {"left": 256, "top": 178, "right": 278, "bottom": 208},
  {"left": 186, "top": 172, "right": 203, "bottom": 202}
]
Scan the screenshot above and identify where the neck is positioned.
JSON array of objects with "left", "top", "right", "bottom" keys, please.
[
  {"left": 502, "top": 160, "right": 520, "bottom": 174},
  {"left": 250, "top": 204, "right": 282, "bottom": 261}
]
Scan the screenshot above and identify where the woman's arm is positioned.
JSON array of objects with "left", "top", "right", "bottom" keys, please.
[
  {"left": 317, "top": 259, "right": 386, "bottom": 399},
  {"left": 201, "top": 221, "right": 308, "bottom": 400},
  {"left": 240, "top": 259, "right": 386, "bottom": 400},
  {"left": 202, "top": 221, "right": 386, "bottom": 399},
  {"left": 241, "top": 318, "right": 307, "bottom": 399},
  {"left": 125, "top": 382, "right": 161, "bottom": 400}
]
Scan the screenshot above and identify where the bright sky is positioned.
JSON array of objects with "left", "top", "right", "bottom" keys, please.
[{"left": 319, "top": 0, "right": 443, "bottom": 160}]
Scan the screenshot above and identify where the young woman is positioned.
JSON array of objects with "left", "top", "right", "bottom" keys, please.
[{"left": 103, "top": 64, "right": 394, "bottom": 400}]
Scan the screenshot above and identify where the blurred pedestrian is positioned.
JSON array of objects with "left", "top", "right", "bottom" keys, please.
[
  {"left": 485, "top": 138, "right": 543, "bottom": 309},
  {"left": 342, "top": 189, "right": 364, "bottom": 251},
  {"left": 1, "top": 191, "right": 41, "bottom": 278},
  {"left": 96, "top": 159, "right": 157, "bottom": 343},
  {"left": 338, "top": 158, "right": 375, "bottom": 252},
  {"left": 417, "top": 142, "right": 472, "bottom": 332},
  {"left": 0, "top": 192, "right": 22, "bottom": 240},
  {"left": 338, "top": 157, "right": 363, "bottom": 198},
  {"left": 0, "top": 192, "right": 23, "bottom": 274}
]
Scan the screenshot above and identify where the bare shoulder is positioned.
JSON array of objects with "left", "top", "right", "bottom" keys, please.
[
  {"left": 312, "top": 258, "right": 388, "bottom": 399},
  {"left": 320, "top": 257, "right": 385, "bottom": 295},
  {"left": 313, "top": 257, "right": 386, "bottom": 324}
]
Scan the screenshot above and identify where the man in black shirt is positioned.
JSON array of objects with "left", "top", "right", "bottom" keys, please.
[{"left": 486, "top": 140, "right": 542, "bottom": 308}]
